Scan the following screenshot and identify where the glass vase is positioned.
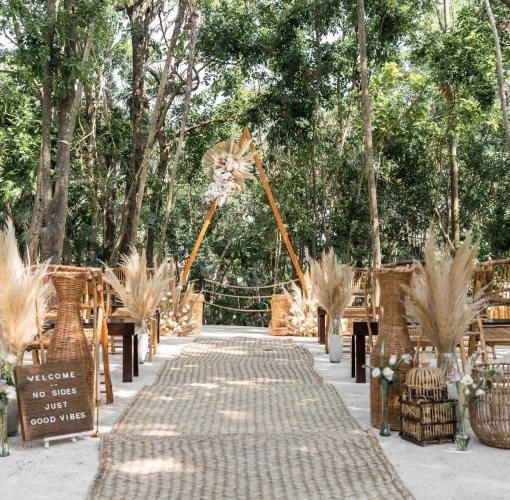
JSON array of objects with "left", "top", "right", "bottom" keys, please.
[
  {"left": 328, "top": 318, "right": 343, "bottom": 363},
  {"left": 1, "top": 397, "right": 9, "bottom": 457},
  {"left": 455, "top": 403, "right": 470, "bottom": 451},
  {"left": 380, "top": 383, "right": 391, "bottom": 437},
  {"left": 136, "top": 319, "right": 149, "bottom": 364},
  {"left": 437, "top": 352, "right": 458, "bottom": 377}
]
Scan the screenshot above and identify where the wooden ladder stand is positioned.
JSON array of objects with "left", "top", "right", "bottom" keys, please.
[{"left": 181, "top": 127, "right": 306, "bottom": 289}]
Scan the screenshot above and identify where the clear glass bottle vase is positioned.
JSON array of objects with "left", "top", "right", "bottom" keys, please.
[
  {"left": 380, "top": 382, "right": 391, "bottom": 437},
  {"left": 455, "top": 403, "right": 470, "bottom": 451},
  {"left": 0, "top": 397, "right": 9, "bottom": 457}
]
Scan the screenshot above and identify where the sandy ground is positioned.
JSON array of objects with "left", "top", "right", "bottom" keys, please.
[{"left": 4, "top": 326, "right": 510, "bottom": 500}]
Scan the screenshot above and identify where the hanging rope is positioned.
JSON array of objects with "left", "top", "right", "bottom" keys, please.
[
  {"left": 202, "top": 289, "right": 274, "bottom": 300},
  {"left": 202, "top": 278, "right": 297, "bottom": 290},
  {"left": 203, "top": 300, "right": 271, "bottom": 313}
]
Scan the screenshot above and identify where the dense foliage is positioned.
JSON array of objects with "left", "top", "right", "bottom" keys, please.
[{"left": 1, "top": 0, "right": 510, "bottom": 324}]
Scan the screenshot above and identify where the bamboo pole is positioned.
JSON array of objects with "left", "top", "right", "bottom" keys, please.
[
  {"left": 239, "top": 127, "right": 307, "bottom": 290},
  {"left": 181, "top": 198, "right": 218, "bottom": 283}
]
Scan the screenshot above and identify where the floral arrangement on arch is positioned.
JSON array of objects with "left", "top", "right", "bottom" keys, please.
[
  {"left": 159, "top": 258, "right": 198, "bottom": 337},
  {"left": 283, "top": 270, "right": 318, "bottom": 337},
  {"left": 202, "top": 137, "right": 257, "bottom": 206}
]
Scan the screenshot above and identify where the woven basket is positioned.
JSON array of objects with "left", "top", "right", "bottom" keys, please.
[
  {"left": 269, "top": 294, "right": 291, "bottom": 336},
  {"left": 191, "top": 294, "right": 204, "bottom": 334},
  {"left": 469, "top": 363, "right": 510, "bottom": 449},
  {"left": 268, "top": 325, "right": 290, "bottom": 336},
  {"left": 46, "top": 272, "right": 94, "bottom": 409},
  {"left": 370, "top": 267, "right": 415, "bottom": 430}
]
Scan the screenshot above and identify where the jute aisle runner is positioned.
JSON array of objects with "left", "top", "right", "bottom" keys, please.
[{"left": 88, "top": 337, "right": 413, "bottom": 499}]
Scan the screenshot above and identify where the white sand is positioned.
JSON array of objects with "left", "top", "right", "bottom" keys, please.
[{"left": 4, "top": 326, "right": 509, "bottom": 499}]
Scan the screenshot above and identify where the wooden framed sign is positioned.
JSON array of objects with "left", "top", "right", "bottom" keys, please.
[{"left": 14, "top": 360, "right": 93, "bottom": 441}]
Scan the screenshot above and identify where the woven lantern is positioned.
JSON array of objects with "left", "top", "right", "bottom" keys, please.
[
  {"left": 269, "top": 294, "right": 291, "bottom": 336},
  {"left": 400, "top": 354, "right": 456, "bottom": 446},
  {"left": 405, "top": 354, "right": 446, "bottom": 399}
]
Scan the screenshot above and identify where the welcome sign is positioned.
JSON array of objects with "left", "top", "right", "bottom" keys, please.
[{"left": 14, "top": 360, "right": 94, "bottom": 441}]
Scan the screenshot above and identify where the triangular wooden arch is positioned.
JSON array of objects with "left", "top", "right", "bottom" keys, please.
[{"left": 181, "top": 127, "right": 306, "bottom": 289}]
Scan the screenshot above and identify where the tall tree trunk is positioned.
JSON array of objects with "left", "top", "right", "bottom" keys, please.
[
  {"left": 156, "top": 7, "right": 198, "bottom": 265},
  {"left": 25, "top": 0, "right": 57, "bottom": 263},
  {"left": 450, "top": 138, "right": 460, "bottom": 244},
  {"left": 39, "top": 22, "right": 93, "bottom": 263},
  {"left": 484, "top": 0, "right": 510, "bottom": 160},
  {"left": 103, "top": 155, "right": 118, "bottom": 258},
  {"left": 147, "top": 131, "right": 170, "bottom": 266},
  {"left": 357, "top": 0, "right": 381, "bottom": 269},
  {"left": 130, "top": 0, "right": 187, "bottom": 244},
  {"left": 110, "top": 1, "right": 154, "bottom": 262},
  {"left": 310, "top": 0, "right": 322, "bottom": 259},
  {"left": 85, "top": 87, "right": 99, "bottom": 265}
]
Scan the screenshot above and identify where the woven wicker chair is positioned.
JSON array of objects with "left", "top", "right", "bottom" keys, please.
[{"left": 471, "top": 259, "right": 510, "bottom": 360}]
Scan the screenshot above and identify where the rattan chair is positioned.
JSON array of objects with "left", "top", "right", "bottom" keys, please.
[{"left": 471, "top": 259, "right": 510, "bottom": 360}]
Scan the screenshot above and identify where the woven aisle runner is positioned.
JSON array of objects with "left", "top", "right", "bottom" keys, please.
[{"left": 88, "top": 337, "right": 413, "bottom": 499}]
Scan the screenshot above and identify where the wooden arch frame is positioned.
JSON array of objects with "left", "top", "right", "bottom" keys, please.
[{"left": 181, "top": 127, "right": 306, "bottom": 289}]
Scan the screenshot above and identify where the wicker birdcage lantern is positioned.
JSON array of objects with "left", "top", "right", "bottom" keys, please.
[{"left": 399, "top": 354, "right": 456, "bottom": 446}]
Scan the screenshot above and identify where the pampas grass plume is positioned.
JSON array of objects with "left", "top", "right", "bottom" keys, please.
[
  {"left": 403, "top": 228, "right": 484, "bottom": 353},
  {"left": 0, "top": 219, "right": 50, "bottom": 358},
  {"left": 104, "top": 248, "right": 170, "bottom": 321},
  {"left": 309, "top": 249, "right": 354, "bottom": 319}
]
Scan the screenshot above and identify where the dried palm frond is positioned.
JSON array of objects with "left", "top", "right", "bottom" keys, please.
[
  {"left": 0, "top": 219, "right": 51, "bottom": 358},
  {"left": 310, "top": 249, "right": 355, "bottom": 320},
  {"left": 403, "top": 228, "right": 484, "bottom": 353},
  {"left": 159, "top": 257, "right": 198, "bottom": 337},
  {"left": 284, "top": 269, "right": 318, "bottom": 337},
  {"left": 104, "top": 248, "right": 170, "bottom": 321},
  {"left": 202, "top": 137, "right": 257, "bottom": 205}
]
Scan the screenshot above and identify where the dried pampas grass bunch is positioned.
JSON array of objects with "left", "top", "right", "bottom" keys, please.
[
  {"left": 310, "top": 249, "right": 354, "bottom": 320},
  {"left": 104, "top": 248, "right": 170, "bottom": 321},
  {"left": 160, "top": 258, "right": 198, "bottom": 337},
  {"left": 403, "top": 229, "right": 484, "bottom": 353},
  {"left": 0, "top": 219, "right": 50, "bottom": 358},
  {"left": 284, "top": 270, "right": 318, "bottom": 337}
]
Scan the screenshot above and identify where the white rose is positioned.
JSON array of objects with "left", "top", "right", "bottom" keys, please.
[
  {"left": 383, "top": 367, "right": 394, "bottom": 381},
  {"left": 462, "top": 374, "right": 474, "bottom": 385},
  {"left": 372, "top": 368, "right": 381, "bottom": 378},
  {"left": 6, "top": 386, "right": 16, "bottom": 400},
  {"left": 161, "top": 296, "right": 167, "bottom": 301},
  {"left": 475, "top": 389, "right": 485, "bottom": 396},
  {"left": 6, "top": 354, "right": 17, "bottom": 364},
  {"left": 389, "top": 354, "right": 397, "bottom": 366}
]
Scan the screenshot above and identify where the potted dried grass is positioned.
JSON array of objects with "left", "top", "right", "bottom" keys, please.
[
  {"left": 403, "top": 229, "right": 484, "bottom": 377},
  {"left": 0, "top": 220, "right": 50, "bottom": 453},
  {"left": 310, "top": 249, "right": 354, "bottom": 362},
  {"left": 104, "top": 249, "right": 170, "bottom": 363}
]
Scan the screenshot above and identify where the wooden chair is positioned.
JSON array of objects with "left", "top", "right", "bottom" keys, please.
[{"left": 471, "top": 259, "right": 510, "bottom": 361}]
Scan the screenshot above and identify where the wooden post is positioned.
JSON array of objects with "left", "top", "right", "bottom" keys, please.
[
  {"left": 239, "top": 127, "right": 307, "bottom": 290},
  {"left": 181, "top": 198, "right": 218, "bottom": 283}
]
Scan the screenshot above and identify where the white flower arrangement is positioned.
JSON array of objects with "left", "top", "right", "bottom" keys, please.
[
  {"left": 447, "top": 349, "right": 504, "bottom": 408},
  {"left": 202, "top": 138, "right": 257, "bottom": 206},
  {"left": 364, "top": 343, "right": 410, "bottom": 386},
  {"left": 0, "top": 354, "right": 17, "bottom": 402}
]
